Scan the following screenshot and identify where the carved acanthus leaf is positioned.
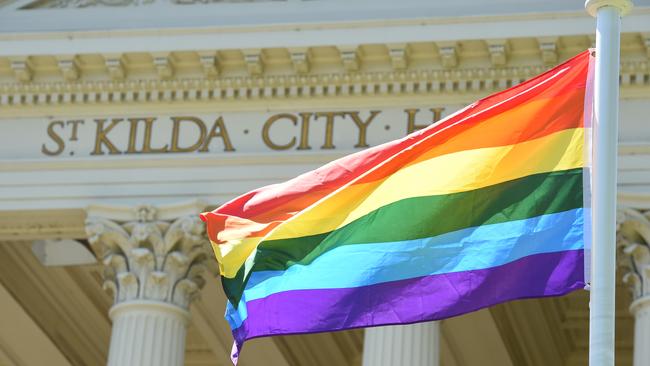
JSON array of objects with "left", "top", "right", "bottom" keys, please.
[{"left": 85, "top": 204, "right": 210, "bottom": 309}]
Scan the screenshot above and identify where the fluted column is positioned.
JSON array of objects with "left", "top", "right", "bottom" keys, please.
[
  {"left": 618, "top": 208, "right": 650, "bottom": 366},
  {"left": 108, "top": 302, "right": 187, "bottom": 366},
  {"left": 85, "top": 202, "right": 209, "bottom": 366},
  {"left": 362, "top": 322, "right": 439, "bottom": 366}
]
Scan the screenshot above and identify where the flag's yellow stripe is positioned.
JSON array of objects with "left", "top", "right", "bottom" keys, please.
[
  {"left": 268, "top": 127, "right": 585, "bottom": 240},
  {"left": 210, "top": 239, "right": 259, "bottom": 278}
]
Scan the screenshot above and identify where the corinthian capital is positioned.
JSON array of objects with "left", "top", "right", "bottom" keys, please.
[
  {"left": 617, "top": 208, "right": 650, "bottom": 304},
  {"left": 85, "top": 201, "right": 210, "bottom": 309}
]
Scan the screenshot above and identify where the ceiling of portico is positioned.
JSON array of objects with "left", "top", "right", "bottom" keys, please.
[{"left": 491, "top": 277, "right": 634, "bottom": 366}]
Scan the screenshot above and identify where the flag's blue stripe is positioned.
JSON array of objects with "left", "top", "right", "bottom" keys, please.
[{"left": 226, "top": 208, "right": 584, "bottom": 330}]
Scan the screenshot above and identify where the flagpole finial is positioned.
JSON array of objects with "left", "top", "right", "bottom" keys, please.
[{"left": 585, "top": 0, "right": 634, "bottom": 17}]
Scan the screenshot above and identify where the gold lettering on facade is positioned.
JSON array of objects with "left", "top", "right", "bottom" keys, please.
[
  {"left": 262, "top": 113, "right": 297, "bottom": 150},
  {"left": 171, "top": 117, "right": 207, "bottom": 153},
  {"left": 140, "top": 118, "right": 169, "bottom": 154},
  {"left": 297, "top": 112, "right": 312, "bottom": 150},
  {"left": 126, "top": 118, "right": 141, "bottom": 154},
  {"left": 348, "top": 111, "right": 381, "bottom": 148},
  {"left": 405, "top": 107, "right": 445, "bottom": 134},
  {"left": 66, "top": 120, "right": 84, "bottom": 141},
  {"left": 430, "top": 107, "right": 445, "bottom": 125},
  {"left": 200, "top": 117, "right": 235, "bottom": 152},
  {"left": 315, "top": 112, "right": 345, "bottom": 149},
  {"left": 42, "top": 121, "right": 65, "bottom": 156},
  {"left": 91, "top": 119, "right": 122, "bottom": 155},
  {"left": 41, "top": 108, "right": 448, "bottom": 157}
]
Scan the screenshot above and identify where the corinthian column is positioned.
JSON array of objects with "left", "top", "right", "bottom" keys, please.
[
  {"left": 85, "top": 201, "right": 209, "bottom": 366},
  {"left": 618, "top": 208, "right": 650, "bottom": 366}
]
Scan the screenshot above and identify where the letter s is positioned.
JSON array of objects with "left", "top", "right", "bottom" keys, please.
[{"left": 41, "top": 121, "right": 65, "bottom": 156}]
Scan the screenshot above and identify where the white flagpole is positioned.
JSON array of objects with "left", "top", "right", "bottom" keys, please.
[{"left": 584, "top": 0, "right": 633, "bottom": 365}]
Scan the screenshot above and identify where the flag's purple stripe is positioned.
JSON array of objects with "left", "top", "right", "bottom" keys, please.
[{"left": 232, "top": 249, "right": 584, "bottom": 344}]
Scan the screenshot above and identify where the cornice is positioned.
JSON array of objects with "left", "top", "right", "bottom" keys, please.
[
  {"left": 0, "top": 67, "right": 552, "bottom": 106},
  {"left": 0, "top": 34, "right": 647, "bottom": 107},
  {"left": 0, "top": 48, "right": 650, "bottom": 108},
  {"left": 0, "top": 63, "right": 646, "bottom": 107}
]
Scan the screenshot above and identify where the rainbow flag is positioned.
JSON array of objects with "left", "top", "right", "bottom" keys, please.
[{"left": 201, "top": 50, "right": 593, "bottom": 363}]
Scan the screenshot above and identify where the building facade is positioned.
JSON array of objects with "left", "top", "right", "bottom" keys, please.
[{"left": 1, "top": 1, "right": 650, "bottom": 365}]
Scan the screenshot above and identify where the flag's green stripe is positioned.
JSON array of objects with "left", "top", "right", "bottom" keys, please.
[
  {"left": 223, "top": 168, "right": 583, "bottom": 305},
  {"left": 256, "top": 168, "right": 584, "bottom": 271}
]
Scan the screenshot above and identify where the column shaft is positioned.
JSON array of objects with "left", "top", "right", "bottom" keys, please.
[
  {"left": 362, "top": 322, "right": 439, "bottom": 366},
  {"left": 107, "top": 301, "right": 189, "bottom": 366},
  {"left": 632, "top": 299, "right": 650, "bottom": 366}
]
